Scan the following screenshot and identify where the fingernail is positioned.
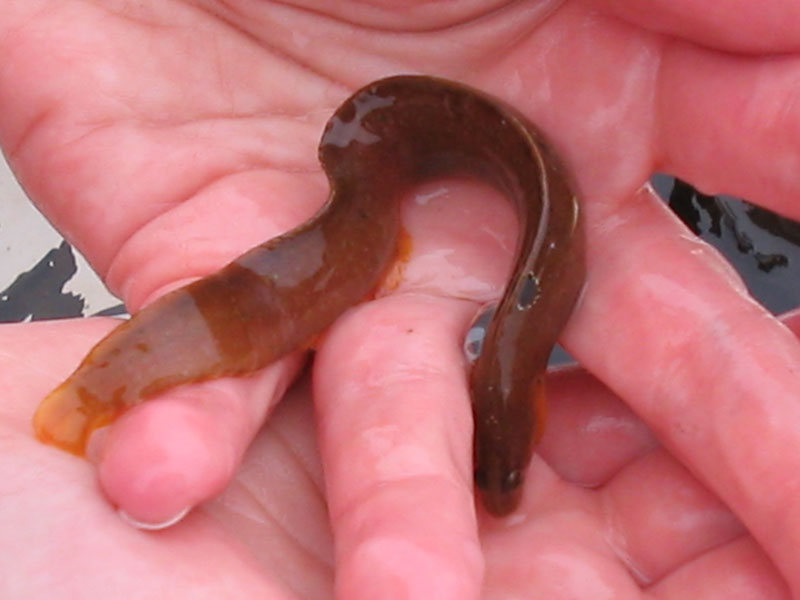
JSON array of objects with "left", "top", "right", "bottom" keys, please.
[{"left": 117, "top": 506, "right": 191, "bottom": 531}]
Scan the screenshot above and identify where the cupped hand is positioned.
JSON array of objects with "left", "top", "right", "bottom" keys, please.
[
  {"left": 2, "top": 1, "right": 800, "bottom": 598},
  {"left": 2, "top": 315, "right": 794, "bottom": 598}
]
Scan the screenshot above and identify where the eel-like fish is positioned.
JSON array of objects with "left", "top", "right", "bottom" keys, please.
[{"left": 33, "top": 75, "right": 585, "bottom": 515}]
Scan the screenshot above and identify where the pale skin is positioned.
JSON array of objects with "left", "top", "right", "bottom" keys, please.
[{"left": 1, "top": 0, "right": 800, "bottom": 597}]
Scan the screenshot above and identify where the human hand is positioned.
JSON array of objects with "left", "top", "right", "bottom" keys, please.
[
  {"left": 0, "top": 320, "right": 334, "bottom": 598},
  {"left": 2, "top": 314, "right": 794, "bottom": 598},
  {"left": 3, "top": 0, "right": 800, "bottom": 598}
]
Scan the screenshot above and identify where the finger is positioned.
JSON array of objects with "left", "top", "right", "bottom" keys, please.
[
  {"left": 649, "top": 538, "right": 789, "bottom": 599},
  {"left": 569, "top": 184, "right": 800, "bottom": 592},
  {"left": 311, "top": 179, "right": 518, "bottom": 597},
  {"left": 779, "top": 307, "right": 800, "bottom": 334},
  {"left": 601, "top": 448, "right": 744, "bottom": 583},
  {"left": 95, "top": 353, "right": 304, "bottom": 526},
  {"left": 0, "top": 320, "right": 305, "bottom": 597},
  {"left": 481, "top": 482, "right": 643, "bottom": 599},
  {"left": 481, "top": 447, "right": 747, "bottom": 595},
  {"left": 656, "top": 41, "right": 800, "bottom": 219},
  {"left": 314, "top": 295, "right": 483, "bottom": 600},
  {"left": 0, "top": 1, "right": 329, "bottom": 275},
  {"left": 105, "top": 171, "right": 326, "bottom": 310},
  {"left": 599, "top": 0, "right": 800, "bottom": 53},
  {"left": 12, "top": 312, "right": 306, "bottom": 526},
  {"left": 482, "top": 367, "right": 742, "bottom": 591},
  {"left": 540, "top": 366, "right": 658, "bottom": 486},
  {"left": 534, "top": 365, "right": 745, "bottom": 585}
]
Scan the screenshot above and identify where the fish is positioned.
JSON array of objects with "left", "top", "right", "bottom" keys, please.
[{"left": 33, "top": 75, "right": 584, "bottom": 516}]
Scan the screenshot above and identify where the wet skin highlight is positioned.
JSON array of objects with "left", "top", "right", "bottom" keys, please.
[{"left": 33, "top": 75, "right": 585, "bottom": 516}]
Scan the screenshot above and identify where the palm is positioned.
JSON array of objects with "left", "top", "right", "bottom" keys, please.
[
  {"left": 3, "top": 1, "right": 800, "bottom": 598},
  {"left": 2, "top": 321, "right": 782, "bottom": 598}
]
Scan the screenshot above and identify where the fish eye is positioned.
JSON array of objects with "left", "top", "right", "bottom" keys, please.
[{"left": 501, "top": 469, "right": 522, "bottom": 492}]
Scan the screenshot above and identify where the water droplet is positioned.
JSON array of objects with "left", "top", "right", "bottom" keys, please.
[{"left": 464, "top": 305, "right": 495, "bottom": 362}]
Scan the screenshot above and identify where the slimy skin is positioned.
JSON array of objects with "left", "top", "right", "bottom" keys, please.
[{"left": 33, "top": 75, "right": 584, "bottom": 516}]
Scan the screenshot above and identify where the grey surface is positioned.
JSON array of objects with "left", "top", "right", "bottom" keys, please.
[{"left": 0, "top": 152, "right": 121, "bottom": 319}]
